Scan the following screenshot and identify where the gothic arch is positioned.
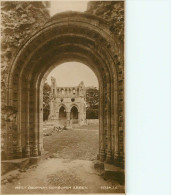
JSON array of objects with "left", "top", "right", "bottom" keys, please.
[
  {"left": 69, "top": 104, "right": 79, "bottom": 112},
  {"left": 70, "top": 106, "right": 79, "bottom": 121},
  {"left": 57, "top": 104, "right": 68, "bottom": 113},
  {"left": 59, "top": 106, "right": 67, "bottom": 120},
  {"left": 5, "top": 12, "right": 124, "bottom": 167}
]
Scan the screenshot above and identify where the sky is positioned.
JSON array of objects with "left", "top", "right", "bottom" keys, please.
[
  {"left": 50, "top": 1, "right": 88, "bottom": 16},
  {"left": 46, "top": 62, "right": 99, "bottom": 88}
]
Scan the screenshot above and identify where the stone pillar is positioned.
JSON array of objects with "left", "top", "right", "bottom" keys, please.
[
  {"left": 106, "top": 82, "right": 112, "bottom": 163},
  {"left": 16, "top": 87, "right": 22, "bottom": 159},
  {"left": 78, "top": 112, "right": 80, "bottom": 125},
  {"left": 38, "top": 85, "right": 43, "bottom": 155},
  {"left": 6, "top": 122, "right": 14, "bottom": 160},
  {"left": 32, "top": 87, "right": 38, "bottom": 157},
  {"left": 66, "top": 112, "right": 70, "bottom": 127},
  {"left": 114, "top": 89, "right": 119, "bottom": 164},
  {"left": 99, "top": 85, "right": 105, "bottom": 161},
  {"left": 25, "top": 86, "right": 30, "bottom": 157}
]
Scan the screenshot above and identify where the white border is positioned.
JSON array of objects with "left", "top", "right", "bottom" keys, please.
[{"left": 126, "top": 0, "right": 171, "bottom": 194}]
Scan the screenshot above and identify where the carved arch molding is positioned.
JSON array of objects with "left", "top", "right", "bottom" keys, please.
[{"left": 6, "top": 12, "right": 124, "bottom": 167}]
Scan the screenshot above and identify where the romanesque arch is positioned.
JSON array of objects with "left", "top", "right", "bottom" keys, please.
[{"left": 5, "top": 11, "right": 124, "bottom": 167}]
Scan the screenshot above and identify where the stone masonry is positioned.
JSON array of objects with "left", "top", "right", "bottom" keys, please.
[
  {"left": 49, "top": 77, "right": 86, "bottom": 127},
  {"left": 1, "top": 5, "right": 125, "bottom": 169}
]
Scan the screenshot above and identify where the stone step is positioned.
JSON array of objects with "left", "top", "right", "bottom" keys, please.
[
  {"left": 1, "top": 158, "right": 30, "bottom": 175},
  {"left": 93, "top": 160, "right": 125, "bottom": 185},
  {"left": 104, "top": 163, "right": 125, "bottom": 185}
]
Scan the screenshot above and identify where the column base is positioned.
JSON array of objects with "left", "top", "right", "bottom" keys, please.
[
  {"left": 30, "top": 156, "right": 41, "bottom": 165},
  {"left": 32, "top": 145, "right": 38, "bottom": 157},
  {"left": 7, "top": 147, "right": 14, "bottom": 160},
  {"left": 99, "top": 149, "right": 105, "bottom": 161},
  {"left": 16, "top": 146, "right": 22, "bottom": 159},
  {"left": 114, "top": 151, "right": 120, "bottom": 166},
  {"left": 106, "top": 149, "right": 112, "bottom": 163},
  {"left": 25, "top": 145, "right": 30, "bottom": 157}
]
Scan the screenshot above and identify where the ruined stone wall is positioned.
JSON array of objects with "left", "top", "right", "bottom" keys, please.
[
  {"left": 86, "top": 1, "right": 124, "bottom": 42},
  {"left": 87, "top": 1, "right": 125, "bottom": 166},
  {"left": 1, "top": 1, "right": 50, "bottom": 159},
  {"left": 49, "top": 79, "right": 86, "bottom": 126}
]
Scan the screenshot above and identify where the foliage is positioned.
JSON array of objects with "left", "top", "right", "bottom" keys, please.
[
  {"left": 86, "top": 1, "right": 124, "bottom": 42},
  {"left": 86, "top": 108, "right": 98, "bottom": 119},
  {"left": 86, "top": 87, "right": 99, "bottom": 119},
  {"left": 43, "top": 82, "right": 51, "bottom": 121}
]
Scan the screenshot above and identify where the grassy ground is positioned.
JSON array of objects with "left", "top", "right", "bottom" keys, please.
[{"left": 43, "top": 124, "right": 99, "bottom": 160}]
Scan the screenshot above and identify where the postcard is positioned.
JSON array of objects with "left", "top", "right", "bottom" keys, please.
[{"left": 1, "top": 1, "right": 125, "bottom": 194}]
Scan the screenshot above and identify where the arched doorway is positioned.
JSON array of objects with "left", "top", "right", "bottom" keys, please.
[
  {"left": 59, "top": 106, "right": 67, "bottom": 126},
  {"left": 5, "top": 12, "right": 124, "bottom": 167},
  {"left": 70, "top": 106, "right": 78, "bottom": 124},
  {"left": 59, "top": 106, "right": 66, "bottom": 120}
]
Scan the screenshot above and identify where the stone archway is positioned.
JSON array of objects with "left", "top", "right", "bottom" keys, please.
[{"left": 5, "top": 11, "right": 124, "bottom": 167}]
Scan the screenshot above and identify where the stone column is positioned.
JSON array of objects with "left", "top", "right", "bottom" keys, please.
[
  {"left": 66, "top": 112, "right": 70, "bottom": 127},
  {"left": 106, "top": 82, "right": 112, "bottom": 163},
  {"left": 25, "top": 86, "right": 30, "bottom": 157},
  {"left": 38, "top": 85, "right": 43, "bottom": 155},
  {"left": 114, "top": 89, "right": 119, "bottom": 163},
  {"left": 78, "top": 112, "right": 80, "bottom": 125},
  {"left": 7, "top": 88, "right": 14, "bottom": 159},
  {"left": 99, "top": 85, "right": 105, "bottom": 161},
  {"left": 16, "top": 87, "right": 22, "bottom": 159},
  {"left": 32, "top": 86, "right": 38, "bottom": 157}
]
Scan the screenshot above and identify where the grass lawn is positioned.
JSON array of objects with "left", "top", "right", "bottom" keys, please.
[{"left": 43, "top": 124, "right": 99, "bottom": 160}]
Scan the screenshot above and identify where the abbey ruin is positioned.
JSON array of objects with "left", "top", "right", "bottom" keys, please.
[{"left": 49, "top": 77, "right": 86, "bottom": 126}]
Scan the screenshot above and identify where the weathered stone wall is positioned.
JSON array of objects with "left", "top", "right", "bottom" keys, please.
[
  {"left": 86, "top": 1, "right": 124, "bottom": 42},
  {"left": 87, "top": 1, "right": 125, "bottom": 166},
  {"left": 1, "top": 1, "right": 50, "bottom": 159}
]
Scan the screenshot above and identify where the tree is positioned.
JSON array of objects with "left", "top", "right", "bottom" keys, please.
[
  {"left": 86, "top": 87, "right": 99, "bottom": 119},
  {"left": 43, "top": 82, "right": 51, "bottom": 121}
]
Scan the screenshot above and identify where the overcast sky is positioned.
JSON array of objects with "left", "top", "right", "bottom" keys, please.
[
  {"left": 46, "top": 62, "right": 99, "bottom": 88},
  {"left": 50, "top": 1, "right": 88, "bottom": 16}
]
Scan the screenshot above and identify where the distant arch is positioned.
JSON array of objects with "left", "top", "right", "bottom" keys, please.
[
  {"left": 57, "top": 104, "right": 68, "bottom": 113},
  {"left": 70, "top": 106, "right": 78, "bottom": 120},
  {"left": 59, "top": 106, "right": 67, "bottom": 120}
]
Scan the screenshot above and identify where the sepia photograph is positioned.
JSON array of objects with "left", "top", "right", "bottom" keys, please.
[{"left": 1, "top": 1, "right": 125, "bottom": 194}]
